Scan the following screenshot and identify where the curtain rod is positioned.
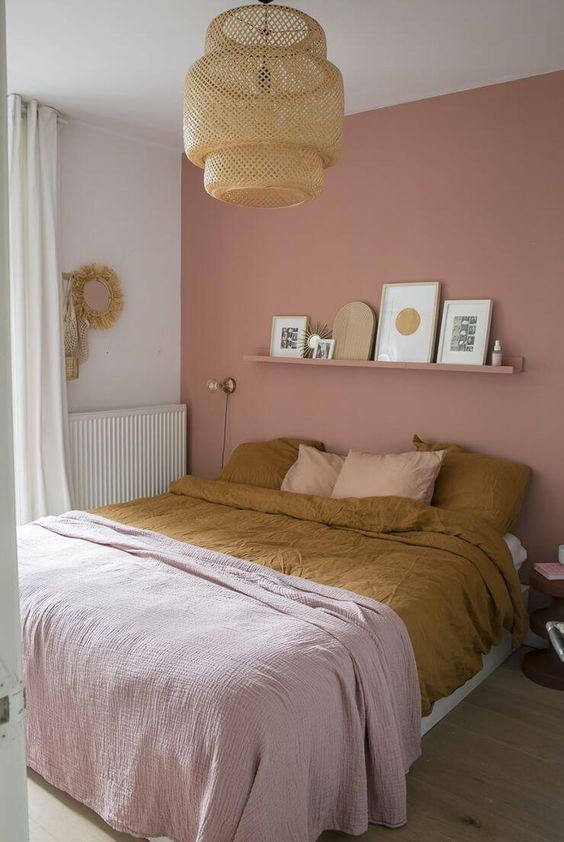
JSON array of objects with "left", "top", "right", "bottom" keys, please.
[{"left": 18, "top": 98, "right": 68, "bottom": 124}]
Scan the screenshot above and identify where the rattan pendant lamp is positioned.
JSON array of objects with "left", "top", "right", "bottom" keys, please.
[{"left": 184, "top": 0, "right": 344, "bottom": 208}]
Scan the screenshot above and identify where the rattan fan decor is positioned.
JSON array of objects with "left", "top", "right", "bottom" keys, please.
[
  {"left": 333, "top": 301, "right": 377, "bottom": 360},
  {"left": 184, "top": 1, "right": 344, "bottom": 208},
  {"left": 299, "top": 321, "right": 332, "bottom": 358}
]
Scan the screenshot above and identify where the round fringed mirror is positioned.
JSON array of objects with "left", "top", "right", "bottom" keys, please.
[{"left": 71, "top": 264, "right": 123, "bottom": 329}]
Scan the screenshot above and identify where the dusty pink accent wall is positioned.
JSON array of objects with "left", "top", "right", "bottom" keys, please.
[{"left": 181, "top": 71, "right": 564, "bottom": 561}]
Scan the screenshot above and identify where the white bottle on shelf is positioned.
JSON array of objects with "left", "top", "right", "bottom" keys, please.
[{"left": 491, "top": 339, "right": 503, "bottom": 367}]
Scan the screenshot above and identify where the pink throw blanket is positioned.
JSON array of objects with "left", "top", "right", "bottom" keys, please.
[{"left": 18, "top": 512, "right": 420, "bottom": 841}]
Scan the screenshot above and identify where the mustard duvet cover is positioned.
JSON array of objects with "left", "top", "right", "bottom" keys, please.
[{"left": 97, "top": 476, "right": 527, "bottom": 714}]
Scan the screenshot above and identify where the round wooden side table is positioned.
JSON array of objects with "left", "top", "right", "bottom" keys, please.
[{"left": 523, "top": 568, "right": 564, "bottom": 690}]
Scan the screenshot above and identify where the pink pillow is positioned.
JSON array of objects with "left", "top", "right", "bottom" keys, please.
[
  {"left": 331, "top": 449, "right": 445, "bottom": 504},
  {"left": 281, "top": 444, "right": 345, "bottom": 497}
]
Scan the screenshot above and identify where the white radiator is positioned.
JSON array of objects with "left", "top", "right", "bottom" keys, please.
[{"left": 69, "top": 404, "right": 187, "bottom": 509}]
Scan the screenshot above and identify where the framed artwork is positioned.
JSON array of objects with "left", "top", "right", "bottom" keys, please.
[
  {"left": 374, "top": 282, "right": 440, "bottom": 363},
  {"left": 312, "top": 338, "right": 335, "bottom": 360},
  {"left": 270, "top": 315, "right": 308, "bottom": 358},
  {"left": 437, "top": 299, "right": 493, "bottom": 365}
]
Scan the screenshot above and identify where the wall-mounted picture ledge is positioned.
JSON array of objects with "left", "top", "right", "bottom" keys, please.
[{"left": 243, "top": 355, "right": 525, "bottom": 375}]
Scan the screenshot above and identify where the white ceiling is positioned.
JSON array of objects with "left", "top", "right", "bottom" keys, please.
[{"left": 7, "top": 0, "right": 564, "bottom": 149}]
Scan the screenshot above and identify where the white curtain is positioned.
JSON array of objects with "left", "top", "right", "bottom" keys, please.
[{"left": 8, "top": 94, "right": 72, "bottom": 523}]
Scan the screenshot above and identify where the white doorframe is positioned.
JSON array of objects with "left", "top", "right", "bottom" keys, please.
[{"left": 0, "top": 0, "right": 30, "bottom": 838}]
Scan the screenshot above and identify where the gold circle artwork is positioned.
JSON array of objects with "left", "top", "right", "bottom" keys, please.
[
  {"left": 71, "top": 264, "right": 123, "bottom": 330},
  {"left": 184, "top": 4, "right": 344, "bottom": 208},
  {"left": 395, "top": 308, "right": 421, "bottom": 336}
]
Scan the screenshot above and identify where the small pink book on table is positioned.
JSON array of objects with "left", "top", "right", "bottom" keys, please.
[{"left": 535, "top": 563, "right": 564, "bottom": 580}]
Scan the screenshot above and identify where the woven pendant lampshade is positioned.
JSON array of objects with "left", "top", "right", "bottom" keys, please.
[{"left": 184, "top": 1, "right": 344, "bottom": 209}]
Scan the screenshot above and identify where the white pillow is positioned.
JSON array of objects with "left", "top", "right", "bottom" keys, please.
[{"left": 504, "top": 533, "right": 528, "bottom": 570}]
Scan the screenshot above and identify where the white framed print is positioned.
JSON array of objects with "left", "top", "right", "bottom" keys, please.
[
  {"left": 437, "top": 300, "right": 493, "bottom": 365},
  {"left": 374, "top": 282, "right": 440, "bottom": 363},
  {"left": 270, "top": 315, "right": 308, "bottom": 358},
  {"left": 312, "top": 338, "right": 335, "bottom": 360}
]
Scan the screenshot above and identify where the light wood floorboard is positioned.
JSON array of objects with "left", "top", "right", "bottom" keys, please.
[{"left": 27, "top": 649, "right": 564, "bottom": 842}]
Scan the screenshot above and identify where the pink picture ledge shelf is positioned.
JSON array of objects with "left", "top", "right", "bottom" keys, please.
[{"left": 243, "top": 355, "right": 524, "bottom": 374}]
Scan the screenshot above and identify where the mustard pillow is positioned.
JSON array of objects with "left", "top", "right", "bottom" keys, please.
[
  {"left": 413, "top": 435, "right": 531, "bottom": 533},
  {"left": 218, "top": 438, "right": 325, "bottom": 490},
  {"left": 412, "top": 434, "right": 466, "bottom": 454}
]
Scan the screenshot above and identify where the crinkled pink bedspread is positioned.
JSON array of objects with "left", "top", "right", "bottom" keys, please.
[{"left": 18, "top": 512, "right": 420, "bottom": 842}]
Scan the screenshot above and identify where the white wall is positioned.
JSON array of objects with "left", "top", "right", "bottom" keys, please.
[{"left": 60, "top": 121, "right": 181, "bottom": 412}]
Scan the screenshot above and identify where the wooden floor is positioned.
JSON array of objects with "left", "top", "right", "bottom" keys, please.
[{"left": 28, "top": 649, "right": 564, "bottom": 842}]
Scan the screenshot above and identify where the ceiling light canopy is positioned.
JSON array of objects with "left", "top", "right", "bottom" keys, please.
[{"left": 184, "top": 0, "right": 344, "bottom": 209}]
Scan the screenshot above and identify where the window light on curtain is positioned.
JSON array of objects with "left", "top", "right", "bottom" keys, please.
[{"left": 7, "top": 94, "right": 72, "bottom": 523}]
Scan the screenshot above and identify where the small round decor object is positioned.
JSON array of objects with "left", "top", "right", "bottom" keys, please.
[
  {"left": 71, "top": 264, "right": 123, "bottom": 330},
  {"left": 332, "top": 301, "right": 377, "bottom": 360},
  {"left": 184, "top": 3, "right": 344, "bottom": 208},
  {"left": 299, "top": 321, "right": 332, "bottom": 359}
]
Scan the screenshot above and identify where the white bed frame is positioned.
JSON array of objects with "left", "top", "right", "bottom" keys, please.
[
  {"left": 420, "top": 628, "right": 513, "bottom": 735},
  {"left": 422, "top": 582, "right": 528, "bottom": 735}
]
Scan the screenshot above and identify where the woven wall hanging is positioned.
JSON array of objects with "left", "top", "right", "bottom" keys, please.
[
  {"left": 63, "top": 274, "right": 81, "bottom": 380},
  {"left": 63, "top": 264, "right": 123, "bottom": 380},
  {"left": 184, "top": 0, "right": 344, "bottom": 208}
]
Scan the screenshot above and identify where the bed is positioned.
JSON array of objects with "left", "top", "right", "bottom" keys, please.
[{"left": 17, "top": 457, "right": 529, "bottom": 842}]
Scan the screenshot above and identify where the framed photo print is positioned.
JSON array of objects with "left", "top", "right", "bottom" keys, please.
[
  {"left": 374, "top": 282, "right": 440, "bottom": 363},
  {"left": 437, "top": 300, "right": 493, "bottom": 365},
  {"left": 312, "top": 338, "right": 335, "bottom": 360},
  {"left": 270, "top": 315, "right": 308, "bottom": 358}
]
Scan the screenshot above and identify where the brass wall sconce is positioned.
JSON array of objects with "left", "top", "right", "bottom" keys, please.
[
  {"left": 207, "top": 377, "right": 236, "bottom": 394},
  {"left": 207, "top": 378, "right": 237, "bottom": 468}
]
